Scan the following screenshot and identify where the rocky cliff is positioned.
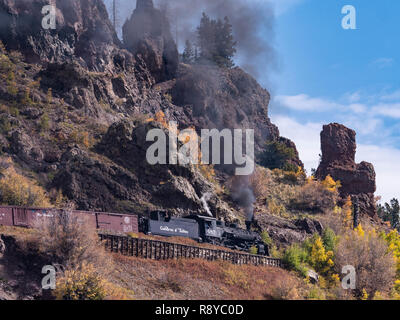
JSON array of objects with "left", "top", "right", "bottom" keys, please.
[
  {"left": 316, "top": 123, "right": 377, "bottom": 218},
  {"left": 122, "top": 0, "right": 179, "bottom": 83},
  {"left": 0, "top": 0, "right": 302, "bottom": 223}
]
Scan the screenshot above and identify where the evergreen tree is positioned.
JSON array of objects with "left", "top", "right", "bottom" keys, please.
[
  {"left": 196, "top": 12, "right": 236, "bottom": 68},
  {"left": 215, "top": 16, "right": 237, "bottom": 68},
  {"left": 182, "top": 40, "right": 195, "bottom": 64},
  {"left": 378, "top": 198, "right": 400, "bottom": 230}
]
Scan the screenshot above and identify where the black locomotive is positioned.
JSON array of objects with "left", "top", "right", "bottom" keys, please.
[{"left": 139, "top": 211, "right": 269, "bottom": 256}]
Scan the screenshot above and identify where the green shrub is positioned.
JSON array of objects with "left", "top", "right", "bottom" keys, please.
[
  {"left": 282, "top": 244, "right": 308, "bottom": 276},
  {"left": 0, "top": 54, "right": 13, "bottom": 73},
  {"left": 39, "top": 113, "right": 50, "bottom": 131},
  {"left": 249, "top": 246, "right": 258, "bottom": 255},
  {"left": 261, "top": 231, "right": 273, "bottom": 247},
  {"left": 259, "top": 141, "right": 296, "bottom": 171},
  {"left": 0, "top": 116, "right": 12, "bottom": 134},
  {"left": 322, "top": 228, "right": 337, "bottom": 252}
]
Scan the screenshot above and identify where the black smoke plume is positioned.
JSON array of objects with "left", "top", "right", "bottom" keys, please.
[
  {"left": 103, "top": 0, "right": 277, "bottom": 80},
  {"left": 230, "top": 175, "right": 256, "bottom": 222}
]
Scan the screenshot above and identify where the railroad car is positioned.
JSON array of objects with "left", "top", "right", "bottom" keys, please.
[
  {"left": 0, "top": 206, "right": 269, "bottom": 256},
  {"left": 0, "top": 206, "right": 138, "bottom": 234}
]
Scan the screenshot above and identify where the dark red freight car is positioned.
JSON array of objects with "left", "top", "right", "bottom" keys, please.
[
  {"left": 0, "top": 205, "right": 139, "bottom": 235},
  {"left": 96, "top": 212, "right": 138, "bottom": 234},
  {"left": 0, "top": 206, "right": 13, "bottom": 226},
  {"left": 72, "top": 210, "right": 98, "bottom": 229}
]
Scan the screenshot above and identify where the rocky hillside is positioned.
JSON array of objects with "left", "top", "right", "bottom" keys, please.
[{"left": 0, "top": 0, "right": 301, "bottom": 221}]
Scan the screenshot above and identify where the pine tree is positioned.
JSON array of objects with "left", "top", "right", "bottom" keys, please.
[
  {"left": 197, "top": 13, "right": 216, "bottom": 62},
  {"left": 196, "top": 13, "right": 236, "bottom": 68},
  {"left": 215, "top": 16, "right": 237, "bottom": 68},
  {"left": 182, "top": 40, "right": 195, "bottom": 64}
]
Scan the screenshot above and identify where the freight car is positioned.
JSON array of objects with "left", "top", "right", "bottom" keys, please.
[
  {"left": 0, "top": 206, "right": 138, "bottom": 234},
  {"left": 0, "top": 206, "right": 270, "bottom": 256}
]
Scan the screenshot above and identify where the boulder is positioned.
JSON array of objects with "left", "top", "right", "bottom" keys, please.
[
  {"left": 307, "top": 270, "right": 319, "bottom": 284},
  {"left": 294, "top": 218, "right": 323, "bottom": 235},
  {"left": 316, "top": 123, "right": 377, "bottom": 218}
]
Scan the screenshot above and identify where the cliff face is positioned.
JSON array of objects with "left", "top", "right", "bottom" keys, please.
[
  {"left": 122, "top": 0, "right": 178, "bottom": 83},
  {"left": 0, "top": 0, "right": 301, "bottom": 223},
  {"left": 316, "top": 123, "right": 377, "bottom": 218},
  {"left": 0, "top": 0, "right": 120, "bottom": 70}
]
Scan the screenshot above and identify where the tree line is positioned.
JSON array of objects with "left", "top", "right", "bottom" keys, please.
[
  {"left": 378, "top": 198, "right": 400, "bottom": 231},
  {"left": 182, "top": 12, "right": 237, "bottom": 68}
]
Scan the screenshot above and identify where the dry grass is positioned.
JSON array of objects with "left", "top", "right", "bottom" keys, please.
[
  {"left": 110, "top": 254, "right": 306, "bottom": 300},
  {"left": 1, "top": 225, "right": 308, "bottom": 300}
]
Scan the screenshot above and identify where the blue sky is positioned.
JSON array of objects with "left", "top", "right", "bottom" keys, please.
[{"left": 265, "top": 0, "right": 400, "bottom": 202}]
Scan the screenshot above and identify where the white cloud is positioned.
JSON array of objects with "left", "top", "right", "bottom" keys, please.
[
  {"left": 346, "top": 91, "right": 361, "bottom": 103},
  {"left": 371, "top": 57, "right": 394, "bottom": 69},
  {"left": 275, "top": 94, "right": 370, "bottom": 114},
  {"left": 272, "top": 116, "right": 400, "bottom": 202},
  {"left": 273, "top": 115, "right": 321, "bottom": 171},
  {"left": 275, "top": 94, "right": 342, "bottom": 112},
  {"left": 348, "top": 103, "right": 367, "bottom": 114},
  {"left": 372, "top": 103, "right": 400, "bottom": 119},
  {"left": 381, "top": 90, "right": 400, "bottom": 101}
]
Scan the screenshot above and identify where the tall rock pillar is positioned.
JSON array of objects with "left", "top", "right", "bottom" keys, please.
[
  {"left": 315, "top": 123, "right": 377, "bottom": 219},
  {"left": 123, "top": 0, "right": 178, "bottom": 83}
]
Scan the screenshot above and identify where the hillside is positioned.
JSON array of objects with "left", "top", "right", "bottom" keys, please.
[
  {"left": 0, "top": 226, "right": 308, "bottom": 300},
  {"left": 0, "top": 0, "right": 301, "bottom": 219}
]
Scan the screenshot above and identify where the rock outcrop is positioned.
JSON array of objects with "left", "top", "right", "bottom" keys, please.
[
  {"left": 171, "top": 64, "right": 302, "bottom": 162},
  {"left": 256, "top": 214, "right": 323, "bottom": 247},
  {"left": 316, "top": 123, "right": 377, "bottom": 218},
  {"left": 122, "top": 0, "right": 179, "bottom": 83},
  {"left": 0, "top": 0, "right": 120, "bottom": 70}
]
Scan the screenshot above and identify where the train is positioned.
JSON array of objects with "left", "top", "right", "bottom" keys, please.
[{"left": 0, "top": 205, "right": 269, "bottom": 256}]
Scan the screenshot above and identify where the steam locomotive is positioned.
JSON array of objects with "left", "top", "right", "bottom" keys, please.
[
  {"left": 0, "top": 206, "right": 269, "bottom": 256},
  {"left": 140, "top": 211, "right": 269, "bottom": 256}
]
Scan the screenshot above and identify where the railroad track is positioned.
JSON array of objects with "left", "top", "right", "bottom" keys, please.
[{"left": 99, "top": 234, "right": 282, "bottom": 268}]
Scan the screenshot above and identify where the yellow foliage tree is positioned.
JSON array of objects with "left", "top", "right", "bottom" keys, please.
[
  {"left": 308, "top": 236, "right": 334, "bottom": 275},
  {"left": 332, "top": 196, "right": 353, "bottom": 230},
  {"left": 0, "top": 165, "right": 51, "bottom": 207},
  {"left": 54, "top": 262, "right": 132, "bottom": 300},
  {"left": 343, "top": 196, "right": 353, "bottom": 229},
  {"left": 322, "top": 175, "right": 341, "bottom": 193},
  {"left": 382, "top": 229, "right": 400, "bottom": 293}
]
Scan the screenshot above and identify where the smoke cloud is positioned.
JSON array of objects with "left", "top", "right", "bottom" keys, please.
[
  {"left": 230, "top": 176, "right": 256, "bottom": 222},
  {"left": 157, "top": 0, "right": 277, "bottom": 78},
  {"left": 103, "top": 0, "right": 277, "bottom": 80}
]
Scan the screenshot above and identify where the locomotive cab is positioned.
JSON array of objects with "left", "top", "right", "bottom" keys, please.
[{"left": 150, "top": 210, "right": 170, "bottom": 222}]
